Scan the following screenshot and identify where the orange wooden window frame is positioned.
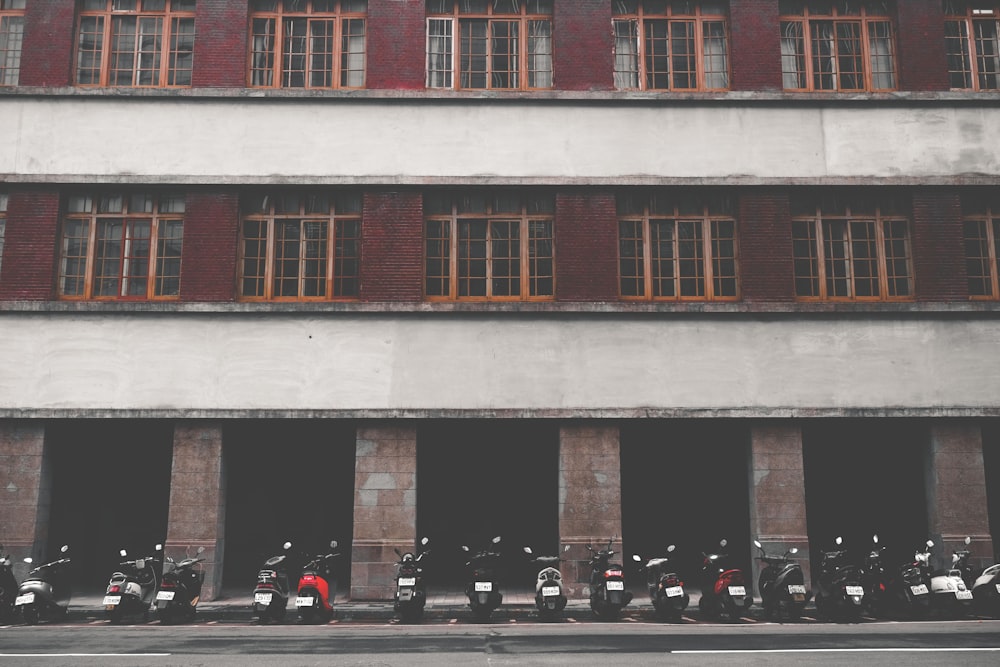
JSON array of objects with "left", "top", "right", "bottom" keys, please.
[
  {"left": 944, "top": 2, "right": 1000, "bottom": 90},
  {"left": 0, "top": 0, "right": 24, "bottom": 86},
  {"left": 963, "top": 204, "right": 1000, "bottom": 300}
]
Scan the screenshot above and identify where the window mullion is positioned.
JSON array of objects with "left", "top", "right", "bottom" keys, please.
[
  {"left": 702, "top": 217, "right": 713, "bottom": 299},
  {"left": 147, "top": 217, "right": 159, "bottom": 299},
  {"left": 327, "top": 219, "right": 336, "bottom": 299},
  {"left": 875, "top": 214, "right": 889, "bottom": 299},
  {"left": 264, "top": 219, "right": 276, "bottom": 299},
  {"left": 298, "top": 220, "right": 307, "bottom": 298},
  {"left": 642, "top": 216, "right": 653, "bottom": 299},
  {"left": 815, "top": 218, "right": 827, "bottom": 299},
  {"left": 990, "top": 216, "right": 1000, "bottom": 296},
  {"left": 519, "top": 217, "right": 529, "bottom": 297},
  {"left": 449, "top": 214, "right": 458, "bottom": 299}
]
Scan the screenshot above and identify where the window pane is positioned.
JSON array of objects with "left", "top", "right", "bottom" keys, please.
[{"left": 458, "top": 219, "right": 487, "bottom": 297}]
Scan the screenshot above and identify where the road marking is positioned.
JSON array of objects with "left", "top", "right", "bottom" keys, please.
[
  {"left": 449, "top": 618, "right": 458, "bottom": 624},
  {"left": 673, "top": 648, "right": 1000, "bottom": 654},
  {"left": 0, "top": 654, "right": 172, "bottom": 658}
]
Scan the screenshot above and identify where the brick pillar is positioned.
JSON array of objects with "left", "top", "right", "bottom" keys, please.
[
  {"left": 0, "top": 422, "right": 52, "bottom": 579},
  {"left": 925, "top": 422, "right": 993, "bottom": 571},
  {"left": 367, "top": 0, "right": 426, "bottom": 89},
  {"left": 748, "top": 423, "right": 811, "bottom": 590},
  {"left": 360, "top": 192, "right": 423, "bottom": 302},
  {"left": 738, "top": 188, "right": 795, "bottom": 303},
  {"left": 558, "top": 424, "right": 622, "bottom": 598},
  {"left": 911, "top": 189, "right": 967, "bottom": 301},
  {"left": 180, "top": 192, "right": 239, "bottom": 302},
  {"left": 351, "top": 424, "right": 417, "bottom": 600},
  {"left": 20, "top": 0, "right": 75, "bottom": 87},
  {"left": 191, "top": 0, "right": 250, "bottom": 87},
  {"left": 729, "top": 0, "right": 783, "bottom": 91},
  {"left": 554, "top": 0, "right": 613, "bottom": 91},
  {"left": 165, "top": 421, "right": 227, "bottom": 601},
  {"left": 555, "top": 192, "right": 619, "bottom": 302},
  {"left": 0, "top": 191, "right": 60, "bottom": 301},
  {"left": 895, "top": 0, "right": 950, "bottom": 92}
]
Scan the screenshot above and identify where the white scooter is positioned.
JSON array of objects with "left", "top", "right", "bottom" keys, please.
[
  {"left": 524, "top": 545, "right": 569, "bottom": 620},
  {"left": 927, "top": 538, "right": 973, "bottom": 618}
]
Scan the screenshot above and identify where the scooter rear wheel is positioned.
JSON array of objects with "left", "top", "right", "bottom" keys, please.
[{"left": 21, "top": 604, "right": 39, "bottom": 625}]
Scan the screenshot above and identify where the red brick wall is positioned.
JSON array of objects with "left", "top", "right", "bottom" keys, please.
[
  {"left": 730, "top": 0, "right": 783, "bottom": 91},
  {"left": 192, "top": 0, "right": 250, "bottom": 87},
  {"left": 20, "top": 0, "right": 75, "bottom": 87},
  {"left": 738, "top": 189, "right": 795, "bottom": 302},
  {"left": 367, "top": 0, "right": 426, "bottom": 89},
  {"left": 0, "top": 191, "right": 60, "bottom": 301},
  {"left": 555, "top": 191, "right": 619, "bottom": 301},
  {"left": 896, "top": 0, "right": 950, "bottom": 92},
  {"left": 554, "top": 0, "right": 613, "bottom": 91},
  {"left": 179, "top": 192, "right": 239, "bottom": 302},
  {"left": 911, "top": 189, "right": 967, "bottom": 301},
  {"left": 360, "top": 191, "right": 423, "bottom": 302}
]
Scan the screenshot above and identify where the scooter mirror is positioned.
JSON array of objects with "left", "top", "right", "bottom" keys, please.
[
  {"left": 120, "top": 549, "right": 128, "bottom": 557},
  {"left": 155, "top": 544, "right": 163, "bottom": 551},
  {"left": 836, "top": 536, "right": 843, "bottom": 546},
  {"left": 926, "top": 540, "right": 934, "bottom": 548},
  {"left": 753, "top": 540, "right": 762, "bottom": 549},
  {"left": 719, "top": 539, "right": 728, "bottom": 548},
  {"left": 60, "top": 545, "right": 69, "bottom": 553},
  {"left": 283, "top": 542, "right": 292, "bottom": 550},
  {"left": 632, "top": 554, "right": 642, "bottom": 562},
  {"left": 492, "top": 536, "right": 502, "bottom": 544},
  {"left": 873, "top": 534, "right": 879, "bottom": 544},
  {"left": 330, "top": 540, "right": 338, "bottom": 549},
  {"left": 461, "top": 545, "right": 470, "bottom": 552},
  {"left": 789, "top": 547, "right": 799, "bottom": 554},
  {"left": 563, "top": 544, "right": 571, "bottom": 552},
  {"left": 421, "top": 537, "right": 429, "bottom": 546},
  {"left": 965, "top": 536, "right": 972, "bottom": 546},
  {"left": 667, "top": 545, "right": 676, "bottom": 553},
  {"left": 196, "top": 546, "right": 205, "bottom": 555},
  {"left": 523, "top": 546, "right": 533, "bottom": 554},
  {"left": 23, "top": 557, "right": 32, "bottom": 564}
]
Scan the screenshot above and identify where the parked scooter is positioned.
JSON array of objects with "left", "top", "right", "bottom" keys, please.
[
  {"left": 586, "top": 537, "right": 632, "bottom": 619},
  {"left": 893, "top": 539, "right": 934, "bottom": 619},
  {"left": 524, "top": 545, "right": 568, "bottom": 620},
  {"left": 295, "top": 540, "right": 342, "bottom": 623},
  {"left": 252, "top": 541, "right": 293, "bottom": 623},
  {"left": 14, "top": 544, "right": 72, "bottom": 625},
  {"left": 813, "top": 536, "right": 864, "bottom": 622},
  {"left": 861, "top": 534, "right": 890, "bottom": 617},
  {"left": 462, "top": 535, "right": 504, "bottom": 621},
  {"left": 394, "top": 537, "right": 430, "bottom": 622},
  {"left": 0, "top": 545, "right": 17, "bottom": 623},
  {"left": 103, "top": 544, "right": 164, "bottom": 624},
  {"left": 928, "top": 538, "right": 973, "bottom": 618},
  {"left": 697, "top": 539, "right": 751, "bottom": 622},
  {"left": 754, "top": 539, "right": 810, "bottom": 621},
  {"left": 632, "top": 545, "right": 689, "bottom": 621},
  {"left": 155, "top": 546, "right": 206, "bottom": 624},
  {"left": 951, "top": 536, "right": 1000, "bottom": 617}
]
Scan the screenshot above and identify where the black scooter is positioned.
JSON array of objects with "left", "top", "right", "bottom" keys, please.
[
  {"left": 813, "top": 536, "right": 864, "bottom": 622},
  {"left": 252, "top": 541, "right": 293, "bottom": 623},
  {"left": 394, "top": 537, "right": 430, "bottom": 622},
  {"left": 587, "top": 537, "right": 632, "bottom": 619},
  {"left": 633, "top": 544, "right": 689, "bottom": 621},
  {"left": 0, "top": 544, "right": 16, "bottom": 623},
  {"left": 14, "top": 544, "right": 72, "bottom": 625},
  {"left": 103, "top": 544, "right": 164, "bottom": 624},
  {"left": 463, "top": 535, "right": 503, "bottom": 621},
  {"left": 754, "top": 539, "right": 810, "bottom": 621},
  {"left": 155, "top": 546, "right": 206, "bottom": 624},
  {"left": 524, "top": 545, "right": 569, "bottom": 620}
]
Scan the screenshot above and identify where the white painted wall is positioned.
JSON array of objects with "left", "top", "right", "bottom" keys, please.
[
  {"left": 2, "top": 97, "right": 997, "bottom": 184},
  {"left": 1, "top": 313, "right": 997, "bottom": 415}
]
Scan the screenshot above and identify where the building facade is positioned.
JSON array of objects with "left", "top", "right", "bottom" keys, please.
[{"left": 1, "top": 0, "right": 999, "bottom": 599}]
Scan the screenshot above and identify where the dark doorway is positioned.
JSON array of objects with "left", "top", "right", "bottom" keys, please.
[
  {"left": 416, "top": 420, "right": 559, "bottom": 586},
  {"left": 46, "top": 420, "right": 174, "bottom": 592},
  {"left": 803, "top": 419, "right": 929, "bottom": 580},
  {"left": 221, "top": 420, "right": 356, "bottom": 591},
  {"left": 621, "top": 420, "right": 753, "bottom": 588}
]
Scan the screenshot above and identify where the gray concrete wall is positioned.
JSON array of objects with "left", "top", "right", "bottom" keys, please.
[
  {"left": 0, "top": 312, "right": 999, "bottom": 417},
  {"left": 0, "top": 96, "right": 997, "bottom": 185}
]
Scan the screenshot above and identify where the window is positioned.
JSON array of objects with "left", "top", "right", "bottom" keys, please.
[
  {"left": 426, "top": 0, "right": 552, "bottom": 90},
  {"left": 0, "top": 0, "right": 24, "bottom": 86},
  {"left": 780, "top": 1, "right": 896, "bottom": 91},
  {"left": 424, "top": 192, "right": 553, "bottom": 300},
  {"left": 618, "top": 191, "right": 738, "bottom": 300},
  {"left": 963, "top": 191, "right": 1000, "bottom": 298},
  {"left": 945, "top": 2, "right": 1000, "bottom": 90},
  {"left": 58, "top": 193, "right": 184, "bottom": 300},
  {"left": 76, "top": 0, "right": 196, "bottom": 87},
  {"left": 792, "top": 191, "right": 912, "bottom": 300},
  {"left": 0, "top": 194, "right": 6, "bottom": 278},
  {"left": 613, "top": 1, "right": 729, "bottom": 91},
  {"left": 250, "top": 0, "right": 366, "bottom": 88},
  {"left": 239, "top": 192, "right": 360, "bottom": 300}
]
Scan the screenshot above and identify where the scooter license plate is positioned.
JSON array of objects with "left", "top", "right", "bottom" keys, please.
[
  {"left": 103, "top": 595, "right": 121, "bottom": 606},
  {"left": 254, "top": 592, "right": 273, "bottom": 605},
  {"left": 728, "top": 586, "right": 746, "bottom": 596},
  {"left": 398, "top": 578, "right": 416, "bottom": 587},
  {"left": 156, "top": 591, "right": 175, "bottom": 601},
  {"left": 665, "top": 586, "right": 684, "bottom": 598},
  {"left": 295, "top": 596, "right": 315, "bottom": 607},
  {"left": 474, "top": 582, "right": 492, "bottom": 592},
  {"left": 956, "top": 590, "right": 973, "bottom": 600},
  {"left": 910, "top": 584, "right": 929, "bottom": 596},
  {"left": 788, "top": 585, "right": 807, "bottom": 595},
  {"left": 607, "top": 581, "right": 625, "bottom": 591},
  {"left": 542, "top": 586, "right": 561, "bottom": 597},
  {"left": 14, "top": 592, "right": 34, "bottom": 606},
  {"left": 845, "top": 586, "right": 865, "bottom": 597}
]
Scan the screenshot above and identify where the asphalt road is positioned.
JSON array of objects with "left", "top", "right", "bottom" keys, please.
[{"left": 2, "top": 619, "right": 999, "bottom": 666}]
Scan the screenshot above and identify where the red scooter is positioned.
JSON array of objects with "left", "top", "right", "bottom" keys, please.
[{"left": 294, "top": 540, "right": 341, "bottom": 623}]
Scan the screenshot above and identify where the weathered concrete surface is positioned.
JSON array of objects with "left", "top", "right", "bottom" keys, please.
[
  {"left": 0, "top": 313, "right": 999, "bottom": 417},
  {"left": 0, "top": 97, "right": 997, "bottom": 184}
]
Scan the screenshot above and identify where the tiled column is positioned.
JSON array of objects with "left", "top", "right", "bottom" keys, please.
[
  {"left": 351, "top": 424, "right": 417, "bottom": 600},
  {"left": 558, "top": 424, "right": 623, "bottom": 598},
  {"left": 0, "top": 422, "right": 52, "bottom": 578},
  {"left": 926, "top": 422, "right": 993, "bottom": 570},
  {"left": 748, "top": 423, "right": 811, "bottom": 588},
  {"left": 165, "top": 421, "right": 227, "bottom": 601}
]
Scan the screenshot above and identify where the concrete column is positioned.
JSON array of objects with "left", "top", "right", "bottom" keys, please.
[
  {"left": 0, "top": 421, "right": 51, "bottom": 578},
  {"left": 558, "top": 424, "right": 623, "bottom": 598},
  {"left": 748, "top": 423, "right": 811, "bottom": 589},
  {"left": 925, "top": 421, "right": 993, "bottom": 570},
  {"left": 165, "top": 421, "right": 227, "bottom": 601},
  {"left": 351, "top": 424, "right": 417, "bottom": 600}
]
